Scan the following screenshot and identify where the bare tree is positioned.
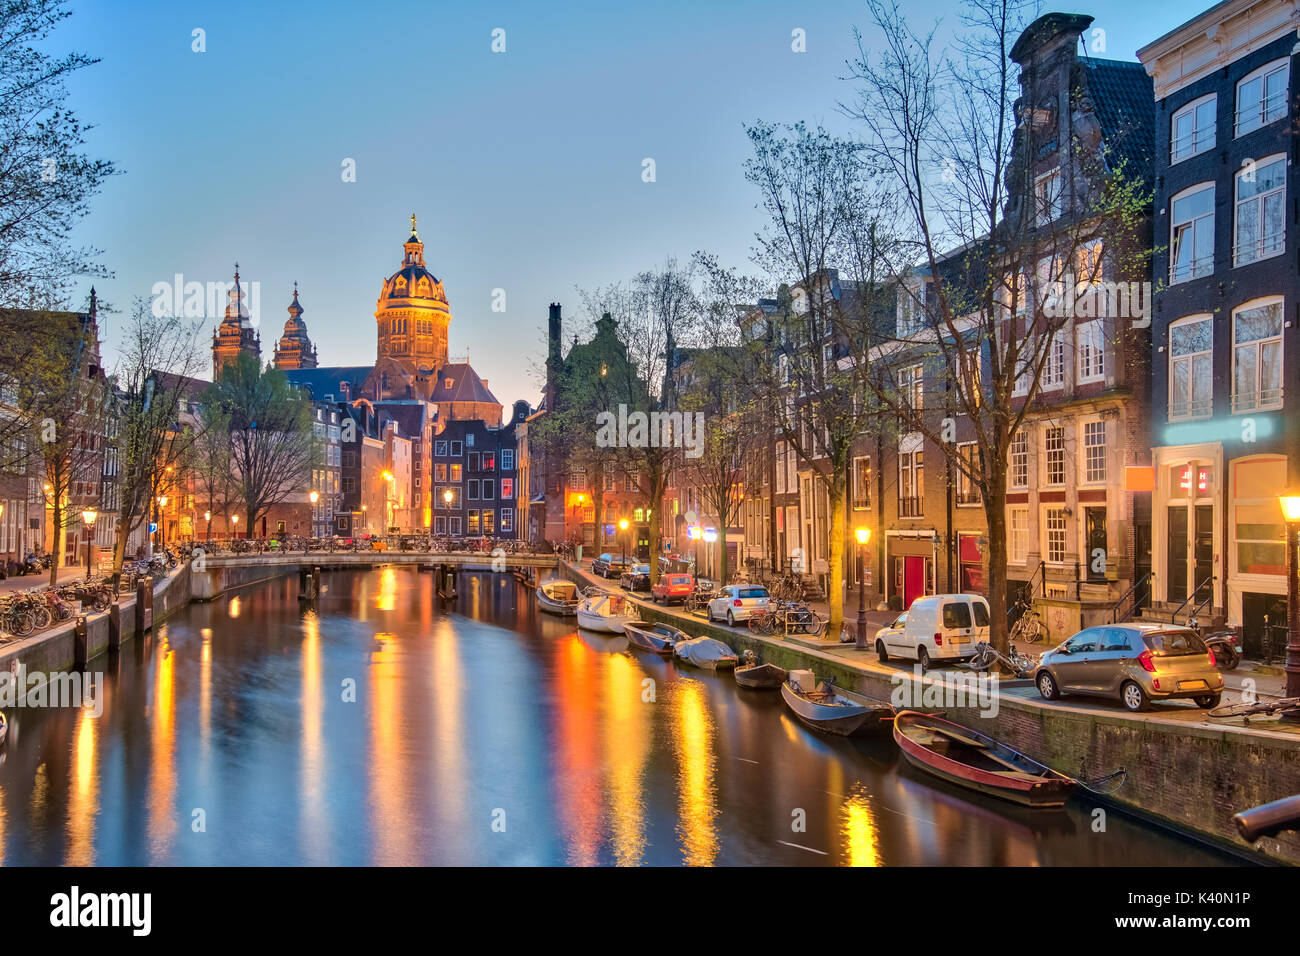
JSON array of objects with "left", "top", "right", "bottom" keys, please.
[{"left": 846, "top": 0, "right": 1150, "bottom": 653}]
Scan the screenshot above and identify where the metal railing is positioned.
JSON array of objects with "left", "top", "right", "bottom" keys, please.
[
  {"left": 1230, "top": 385, "right": 1283, "bottom": 414},
  {"left": 1110, "top": 571, "right": 1153, "bottom": 623},
  {"left": 1169, "top": 575, "right": 1214, "bottom": 625},
  {"left": 1232, "top": 232, "right": 1285, "bottom": 267},
  {"left": 897, "top": 496, "right": 924, "bottom": 518}
]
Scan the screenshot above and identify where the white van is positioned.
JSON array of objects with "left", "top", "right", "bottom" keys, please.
[{"left": 873, "top": 593, "right": 990, "bottom": 671}]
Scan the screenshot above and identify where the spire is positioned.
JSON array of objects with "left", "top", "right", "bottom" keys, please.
[
  {"left": 403, "top": 214, "right": 425, "bottom": 268},
  {"left": 409, "top": 212, "right": 419, "bottom": 240},
  {"left": 288, "top": 281, "right": 303, "bottom": 322}
]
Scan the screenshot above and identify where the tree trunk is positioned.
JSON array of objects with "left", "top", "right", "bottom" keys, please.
[
  {"left": 826, "top": 469, "right": 847, "bottom": 630},
  {"left": 984, "top": 485, "right": 1010, "bottom": 658},
  {"left": 48, "top": 496, "right": 62, "bottom": 588}
]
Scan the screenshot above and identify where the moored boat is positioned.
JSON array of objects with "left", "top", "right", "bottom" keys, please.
[
  {"left": 780, "top": 670, "right": 893, "bottom": 736},
  {"left": 0, "top": 711, "right": 7, "bottom": 749},
  {"left": 674, "top": 636, "right": 738, "bottom": 670},
  {"left": 537, "top": 579, "right": 580, "bottom": 616},
  {"left": 734, "top": 661, "right": 788, "bottom": 689},
  {"left": 892, "top": 710, "right": 1076, "bottom": 808},
  {"left": 623, "top": 620, "right": 690, "bottom": 655},
  {"left": 576, "top": 591, "right": 638, "bottom": 633}
]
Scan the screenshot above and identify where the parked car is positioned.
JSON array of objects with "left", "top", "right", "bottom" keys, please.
[
  {"left": 651, "top": 572, "right": 695, "bottom": 604},
  {"left": 620, "top": 564, "right": 652, "bottom": 592},
  {"left": 591, "top": 553, "right": 632, "bottom": 578},
  {"left": 873, "top": 594, "right": 989, "bottom": 671},
  {"left": 706, "top": 585, "right": 770, "bottom": 626},
  {"left": 1033, "top": 623, "right": 1223, "bottom": 712}
]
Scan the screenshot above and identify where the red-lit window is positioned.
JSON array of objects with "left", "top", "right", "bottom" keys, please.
[{"left": 501, "top": 478, "right": 514, "bottom": 500}]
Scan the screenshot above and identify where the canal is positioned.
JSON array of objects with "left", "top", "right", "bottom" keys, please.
[{"left": 0, "top": 567, "right": 1238, "bottom": 865}]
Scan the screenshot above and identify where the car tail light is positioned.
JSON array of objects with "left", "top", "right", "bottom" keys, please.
[
  {"left": 1207, "top": 648, "right": 1217, "bottom": 667},
  {"left": 734, "top": 599, "right": 743, "bottom": 607},
  {"left": 1152, "top": 678, "right": 1161, "bottom": 690},
  {"left": 1138, "top": 650, "right": 1156, "bottom": 673},
  {"left": 934, "top": 632, "right": 943, "bottom": 645}
]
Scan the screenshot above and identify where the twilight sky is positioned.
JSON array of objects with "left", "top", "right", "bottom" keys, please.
[{"left": 62, "top": 0, "right": 1188, "bottom": 406}]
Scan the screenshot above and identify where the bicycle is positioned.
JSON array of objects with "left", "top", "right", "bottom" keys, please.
[
  {"left": 966, "top": 641, "right": 1036, "bottom": 678},
  {"left": 1009, "top": 599, "right": 1045, "bottom": 644}
]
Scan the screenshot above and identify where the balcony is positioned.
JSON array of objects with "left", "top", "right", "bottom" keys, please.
[
  {"left": 898, "top": 496, "right": 924, "bottom": 518},
  {"left": 1168, "top": 254, "right": 1213, "bottom": 285},
  {"left": 956, "top": 490, "right": 981, "bottom": 506},
  {"left": 1231, "top": 385, "right": 1283, "bottom": 414},
  {"left": 1233, "top": 233, "right": 1285, "bottom": 268},
  {"left": 1168, "top": 396, "right": 1212, "bottom": 421}
]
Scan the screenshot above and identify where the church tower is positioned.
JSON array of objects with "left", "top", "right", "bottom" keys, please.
[
  {"left": 273, "top": 283, "right": 319, "bottom": 370},
  {"left": 374, "top": 214, "right": 451, "bottom": 376},
  {"left": 211, "top": 265, "right": 261, "bottom": 379}
]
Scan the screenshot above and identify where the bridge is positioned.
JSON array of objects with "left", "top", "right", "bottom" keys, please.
[{"left": 191, "top": 550, "right": 563, "bottom": 601}]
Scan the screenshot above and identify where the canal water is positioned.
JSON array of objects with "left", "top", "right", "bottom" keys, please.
[{"left": 0, "top": 567, "right": 1237, "bottom": 865}]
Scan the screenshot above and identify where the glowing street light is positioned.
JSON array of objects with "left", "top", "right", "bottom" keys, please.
[
  {"left": 81, "top": 507, "right": 97, "bottom": 577},
  {"left": 618, "top": 517, "right": 630, "bottom": 563},
  {"left": 1278, "top": 494, "right": 1300, "bottom": 710},
  {"left": 855, "top": 527, "right": 871, "bottom": 650}
]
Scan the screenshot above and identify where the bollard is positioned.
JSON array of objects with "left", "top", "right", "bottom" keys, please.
[
  {"left": 74, "top": 615, "right": 89, "bottom": 668},
  {"left": 136, "top": 576, "right": 154, "bottom": 636},
  {"left": 108, "top": 603, "right": 123, "bottom": 649}
]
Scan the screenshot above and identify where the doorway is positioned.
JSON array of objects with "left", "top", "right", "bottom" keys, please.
[
  {"left": 903, "top": 555, "right": 925, "bottom": 609},
  {"left": 1167, "top": 507, "right": 1188, "bottom": 603},
  {"left": 1193, "top": 505, "right": 1213, "bottom": 601},
  {"left": 1085, "top": 508, "right": 1107, "bottom": 582}
]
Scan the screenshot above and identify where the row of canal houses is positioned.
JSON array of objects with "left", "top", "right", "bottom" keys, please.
[{"left": 676, "top": 0, "right": 1300, "bottom": 656}]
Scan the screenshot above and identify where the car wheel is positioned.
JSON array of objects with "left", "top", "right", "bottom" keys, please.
[
  {"left": 727, "top": 610, "right": 735, "bottom": 627},
  {"left": 1194, "top": 694, "right": 1221, "bottom": 709},
  {"left": 1121, "top": 680, "right": 1150, "bottom": 713},
  {"left": 876, "top": 640, "right": 889, "bottom": 663},
  {"left": 706, "top": 606, "right": 714, "bottom": 623},
  {"left": 917, "top": 647, "right": 930, "bottom": 673},
  {"left": 1036, "top": 670, "right": 1060, "bottom": 700}
]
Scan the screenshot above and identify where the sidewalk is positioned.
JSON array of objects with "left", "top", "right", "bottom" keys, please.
[{"left": 0, "top": 565, "right": 86, "bottom": 596}]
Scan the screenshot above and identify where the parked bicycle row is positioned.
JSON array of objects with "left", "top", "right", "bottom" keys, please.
[{"left": 189, "top": 535, "right": 553, "bottom": 557}]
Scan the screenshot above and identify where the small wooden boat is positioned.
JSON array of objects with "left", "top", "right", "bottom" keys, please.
[
  {"left": 623, "top": 620, "right": 689, "bottom": 655},
  {"left": 537, "top": 579, "right": 580, "bottom": 616},
  {"left": 0, "top": 711, "right": 7, "bottom": 749},
  {"left": 892, "top": 710, "right": 1076, "bottom": 808},
  {"left": 674, "top": 636, "right": 738, "bottom": 671},
  {"left": 735, "top": 662, "right": 788, "bottom": 689},
  {"left": 781, "top": 670, "right": 893, "bottom": 736},
  {"left": 576, "top": 592, "right": 638, "bottom": 634}
]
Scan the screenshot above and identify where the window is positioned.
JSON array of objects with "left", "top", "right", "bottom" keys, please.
[
  {"left": 467, "top": 510, "right": 479, "bottom": 534},
  {"left": 482, "top": 480, "right": 493, "bottom": 500},
  {"left": 1168, "top": 315, "right": 1213, "bottom": 421},
  {"left": 482, "top": 452, "right": 495, "bottom": 472},
  {"left": 1234, "top": 456, "right": 1287, "bottom": 575},
  {"left": 1171, "top": 94, "right": 1216, "bottom": 162},
  {"left": 898, "top": 440, "right": 924, "bottom": 517},
  {"left": 1034, "top": 168, "right": 1062, "bottom": 224},
  {"left": 1043, "top": 507, "right": 1068, "bottom": 564},
  {"left": 434, "top": 440, "right": 447, "bottom": 457},
  {"left": 1082, "top": 420, "right": 1106, "bottom": 484},
  {"left": 942, "top": 602, "right": 972, "bottom": 628},
  {"left": 501, "top": 478, "right": 514, "bottom": 500},
  {"left": 449, "top": 463, "right": 462, "bottom": 482},
  {"left": 898, "top": 364, "right": 924, "bottom": 410},
  {"left": 1009, "top": 431, "right": 1029, "bottom": 488},
  {"left": 469, "top": 452, "right": 479, "bottom": 471},
  {"left": 1044, "top": 426, "right": 1065, "bottom": 486},
  {"left": 449, "top": 516, "right": 462, "bottom": 536},
  {"left": 482, "top": 509, "right": 495, "bottom": 535},
  {"left": 435, "top": 463, "right": 447, "bottom": 482},
  {"left": 956, "top": 442, "right": 980, "bottom": 505},
  {"left": 1009, "top": 507, "right": 1029, "bottom": 563},
  {"left": 500, "top": 508, "right": 513, "bottom": 533},
  {"left": 898, "top": 279, "right": 926, "bottom": 336},
  {"left": 433, "top": 516, "right": 446, "bottom": 534},
  {"left": 1235, "top": 59, "right": 1288, "bottom": 137},
  {"left": 1234, "top": 155, "right": 1285, "bottom": 266},
  {"left": 1170, "top": 184, "right": 1215, "bottom": 283},
  {"left": 450, "top": 441, "right": 463, "bottom": 457},
  {"left": 501, "top": 450, "right": 514, "bottom": 471},
  {"left": 1041, "top": 336, "right": 1065, "bottom": 389},
  {"left": 1232, "top": 299, "right": 1283, "bottom": 412},
  {"left": 852, "top": 456, "right": 871, "bottom": 509},
  {"left": 1076, "top": 321, "right": 1106, "bottom": 383},
  {"left": 468, "top": 479, "right": 479, "bottom": 500}
]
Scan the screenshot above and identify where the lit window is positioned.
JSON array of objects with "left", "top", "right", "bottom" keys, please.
[{"left": 1009, "top": 507, "right": 1029, "bottom": 564}]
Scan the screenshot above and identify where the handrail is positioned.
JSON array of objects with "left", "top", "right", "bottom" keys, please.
[
  {"left": 1110, "top": 571, "right": 1153, "bottom": 623},
  {"left": 1169, "top": 576, "right": 1213, "bottom": 624},
  {"left": 1185, "top": 582, "right": 1215, "bottom": 628}
]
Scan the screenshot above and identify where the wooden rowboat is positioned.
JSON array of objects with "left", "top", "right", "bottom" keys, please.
[
  {"left": 623, "top": 620, "right": 689, "bottom": 655},
  {"left": 780, "top": 670, "right": 894, "bottom": 736},
  {"left": 892, "top": 710, "right": 1076, "bottom": 808},
  {"left": 537, "top": 579, "right": 580, "bottom": 616},
  {"left": 0, "top": 711, "right": 7, "bottom": 749},
  {"left": 734, "top": 662, "right": 788, "bottom": 689}
]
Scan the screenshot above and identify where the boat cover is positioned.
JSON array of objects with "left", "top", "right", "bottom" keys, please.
[{"left": 675, "top": 637, "right": 737, "bottom": 667}]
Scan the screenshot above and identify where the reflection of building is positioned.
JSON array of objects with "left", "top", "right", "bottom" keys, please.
[{"left": 1138, "top": 0, "right": 1300, "bottom": 655}]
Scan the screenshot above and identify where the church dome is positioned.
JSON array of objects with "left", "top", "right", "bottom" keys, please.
[{"left": 378, "top": 214, "right": 448, "bottom": 306}]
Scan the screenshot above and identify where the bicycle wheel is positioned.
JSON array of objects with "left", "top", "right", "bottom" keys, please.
[
  {"left": 12, "top": 609, "right": 34, "bottom": 637},
  {"left": 968, "top": 645, "right": 995, "bottom": 671},
  {"left": 1023, "top": 615, "right": 1045, "bottom": 644},
  {"left": 32, "top": 605, "right": 53, "bottom": 630}
]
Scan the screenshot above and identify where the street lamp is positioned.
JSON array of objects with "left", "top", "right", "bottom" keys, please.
[
  {"left": 157, "top": 495, "right": 168, "bottom": 551},
  {"left": 81, "top": 508, "right": 97, "bottom": 577},
  {"left": 310, "top": 490, "right": 320, "bottom": 538},
  {"left": 204, "top": 511, "right": 211, "bottom": 541},
  {"left": 1278, "top": 494, "right": 1300, "bottom": 713},
  {"left": 855, "top": 527, "right": 871, "bottom": 650},
  {"left": 231, "top": 514, "right": 239, "bottom": 538},
  {"left": 619, "top": 517, "right": 629, "bottom": 564}
]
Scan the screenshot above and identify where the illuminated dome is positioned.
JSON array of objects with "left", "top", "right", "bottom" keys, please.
[{"left": 374, "top": 213, "right": 450, "bottom": 371}]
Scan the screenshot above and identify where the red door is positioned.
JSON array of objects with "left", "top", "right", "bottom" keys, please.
[{"left": 904, "top": 556, "right": 925, "bottom": 609}]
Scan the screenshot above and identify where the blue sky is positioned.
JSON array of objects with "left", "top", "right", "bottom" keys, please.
[{"left": 62, "top": 0, "right": 1189, "bottom": 405}]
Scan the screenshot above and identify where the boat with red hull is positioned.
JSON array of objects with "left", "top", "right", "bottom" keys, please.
[{"left": 892, "top": 710, "right": 1076, "bottom": 808}]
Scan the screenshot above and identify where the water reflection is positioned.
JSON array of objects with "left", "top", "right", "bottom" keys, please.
[{"left": 0, "top": 567, "right": 1241, "bottom": 867}]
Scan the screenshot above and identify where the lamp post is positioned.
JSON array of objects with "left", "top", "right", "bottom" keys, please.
[
  {"left": 81, "top": 507, "right": 98, "bottom": 577},
  {"left": 855, "top": 527, "right": 871, "bottom": 650},
  {"left": 309, "top": 489, "right": 320, "bottom": 538},
  {"left": 1278, "top": 494, "right": 1300, "bottom": 713},
  {"left": 157, "top": 495, "right": 168, "bottom": 551},
  {"left": 618, "top": 518, "right": 629, "bottom": 564},
  {"left": 231, "top": 514, "right": 239, "bottom": 539},
  {"left": 204, "top": 511, "right": 211, "bottom": 541}
]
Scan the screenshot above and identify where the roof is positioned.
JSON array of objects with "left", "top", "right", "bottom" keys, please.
[
  {"left": 434, "top": 363, "right": 499, "bottom": 405},
  {"left": 1083, "top": 57, "right": 1156, "bottom": 187},
  {"left": 283, "top": 365, "right": 373, "bottom": 402}
]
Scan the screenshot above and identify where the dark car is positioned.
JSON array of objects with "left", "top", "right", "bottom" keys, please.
[
  {"left": 620, "top": 563, "right": 652, "bottom": 592},
  {"left": 591, "top": 553, "right": 632, "bottom": 578}
]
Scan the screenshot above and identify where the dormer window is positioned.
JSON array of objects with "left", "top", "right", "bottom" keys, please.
[
  {"left": 395, "top": 276, "right": 408, "bottom": 292},
  {"left": 1034, "top": 169, "right": 1062, "bottom": 225},
  {"left": 444, "top": 378, "right": 453, "bottom": 389}
]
